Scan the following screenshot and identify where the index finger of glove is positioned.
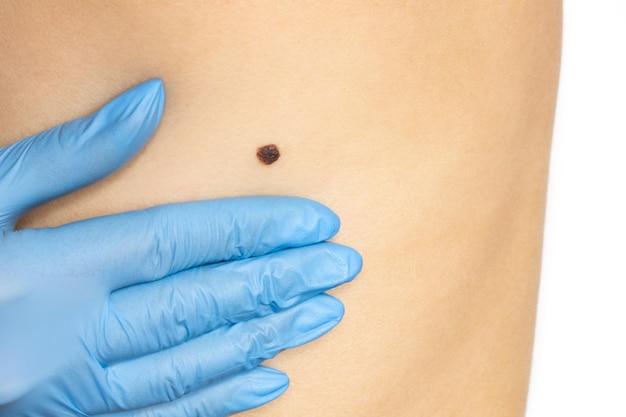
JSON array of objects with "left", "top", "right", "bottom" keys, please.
[{"left": 28, "top": 196, "right": 340, "bottom": 292}]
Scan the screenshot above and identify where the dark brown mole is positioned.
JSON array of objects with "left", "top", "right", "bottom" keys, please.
[{"left": 256, "top": 144, "right": 281, "bottom": 165}]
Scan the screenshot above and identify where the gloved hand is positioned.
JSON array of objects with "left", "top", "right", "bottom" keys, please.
[{"left": 0, "top": 80, "right": 362, "bottom": 415}]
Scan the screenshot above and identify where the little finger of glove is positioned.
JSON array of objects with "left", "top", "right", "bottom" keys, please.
[
  {"left": 99, "top": 367, "right": 289, "bottom": 417},
  {"left": 0, "top": 367, "right": 289, "bottom": 417},
  {"left": 96, "top": 295, "right": 343, "bottom": 413}
]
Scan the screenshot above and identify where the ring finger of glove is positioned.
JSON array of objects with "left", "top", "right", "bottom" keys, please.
[
  {"left": 96, "top": 295, "right": 343, "bottom": 413},
  {"left": 98, "top": 242, "right": 361, "bottom": 363}
]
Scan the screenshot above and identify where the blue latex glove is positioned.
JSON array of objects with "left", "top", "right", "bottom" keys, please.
[{"left": 0, "top": 80, "right": 362, "bottom": 415}]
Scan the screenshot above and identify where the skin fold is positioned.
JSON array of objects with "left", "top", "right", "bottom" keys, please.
[{"left": 0, "top": 1, "right": 562, "bottom": 415}]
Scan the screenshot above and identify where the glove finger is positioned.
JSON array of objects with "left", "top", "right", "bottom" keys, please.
[
  {"left": 100, "top": 295, "right": 342, "bottom": 412},
  {"left": 99, "top": 242, "right": 361, "bottom": 363},
  {"left": 99, "top": 367, "right": 288, "bottom": 417},
  {"left": 27, "top": 196, "right": 340, "bottom": 292},
  {"left": 0, "top": 79, "right": 164, "bottom": 231}
]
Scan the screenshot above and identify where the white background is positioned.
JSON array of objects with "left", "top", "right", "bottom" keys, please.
[{"left": 526, "top": 1, "right": 626, "bottom": 416}]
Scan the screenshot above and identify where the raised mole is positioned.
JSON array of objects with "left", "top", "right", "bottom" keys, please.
[{"left": 256, "top": 144, "right": 280, "bottom": 165}]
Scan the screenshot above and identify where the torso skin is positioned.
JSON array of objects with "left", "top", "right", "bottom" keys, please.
[{"left": 0, "top": 1, "right": 562, "bottom": 415}]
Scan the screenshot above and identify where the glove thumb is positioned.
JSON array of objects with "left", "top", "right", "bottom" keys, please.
[{"left": 0, "top": 79, "right": 164, "bottom": 231}]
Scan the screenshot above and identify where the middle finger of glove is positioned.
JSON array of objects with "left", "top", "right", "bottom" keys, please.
[{"left": 98, "top": 242, "right": 361, "bottom": 363}]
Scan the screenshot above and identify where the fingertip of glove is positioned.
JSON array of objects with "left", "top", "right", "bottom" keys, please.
[
  {"left": 301, "top": 295, "right": 345, "bottom": 334},
  {"left": 253, "top": 368, "right": 290, "bottom": 395},
  {"left": 349, "top": 248, "right": 363, "bottom": 279},
  {"left": 62, "top": 79, "right": 166, "bottom": 183},
  {"left": 93, "top": 79, "right": 165, "bottom": 155},
  {"left": 319, "top": 208, "right": 341, "bottom": 241},
  {"left": 334, "top": 244, "right": 364, "bottom": 283},
  {"left": 300, "top": 198, "right": 340, "bottom": 241},
  {"left": 115, "top": 79, "right": 165, "bottom": 147},
  {"left": 139, "top": 78, "right": 165, "bottom": 119},
  {"left": 244, "top": 196, "right": 341, "bottom": 244},
  {"left": 240, "top": 368, "right": 289, "bottom": 406},
  {"left": 320, "top": 294, "right": 346, "bottom": 323},
  {"left": 142, "top": 78, "right": 165, "bottom": 128}
]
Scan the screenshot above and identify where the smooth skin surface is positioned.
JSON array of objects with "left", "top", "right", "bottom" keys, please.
[
  {"left": 0, "top": 80, "right": 362, "bottom": 416},
  {"left": 0, "top": 1, "right": 562, "bottom": 416}
]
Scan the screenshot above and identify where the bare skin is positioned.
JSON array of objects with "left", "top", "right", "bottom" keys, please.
[{"left": 0, "top": 1, "right": 562, "bottom": 415}]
